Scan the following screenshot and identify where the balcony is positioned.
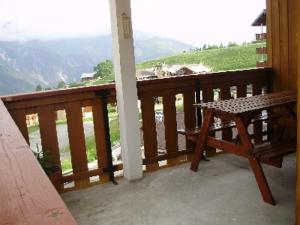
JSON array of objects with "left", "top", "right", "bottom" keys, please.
[
  {"left": 62, "top": 154, "right": 295, "bottom": 225},
  {"left": 0, "top": 67, "right": 296, "bottom": 224}
]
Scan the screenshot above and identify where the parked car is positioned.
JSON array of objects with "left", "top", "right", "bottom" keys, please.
[{"left": 155, "top": 111, "right": 163, "bottom": 122}]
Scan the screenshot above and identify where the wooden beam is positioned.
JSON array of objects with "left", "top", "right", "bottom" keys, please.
[
  {"left": 0, "top": 99, "right": 77, "bottom": 225},
  {"left": 295, "top": 0, "right": 300, "bottom": 222}
]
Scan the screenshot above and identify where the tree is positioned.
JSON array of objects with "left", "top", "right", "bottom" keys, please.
[
  {"left": 35, "top": 84, "right": 43, "bottom": 92},
  {"left": 94, "top": 60, "right": 114, "bottom": 78},
  {"left": 57, "top": 81, "right": 66, "bottom": 89},
  {"left": 228, "top": 42, "right": 238, "bottom": 47}
]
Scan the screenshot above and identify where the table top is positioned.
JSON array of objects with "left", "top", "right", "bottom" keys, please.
[{"left": 197, "top": 90, "right": 296, "bottom": 114}]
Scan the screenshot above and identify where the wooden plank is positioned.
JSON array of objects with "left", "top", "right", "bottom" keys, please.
[
  {"left": 0, "top": 99, "right": 77, "bottom": 225},
  {"left": 163, "top": 92, "right": 179, "bottom": 166},
  {"left": 201, "top": 86, "right": 216, "bottom": 155},
  {"left": 182, "top": 87, "right": 196, "bottom": 161},
  {"left": 279, "top": 0, "right": 289, "bottom": 90},
  {"left": 65, "top": 102, "right": 90, "bottom": 187},
  {"left": 140, "top": 93, "right": 159, "bottom": 170},
  {"left": 190, "top": 109, "right": 214, "bottom": 171},
  {"left": 37, "top": 105, "right": 63, "bottom": 191},
  {"left": 253, "top": 84, "right": 263, "bottom": 144},
  {"left": 220, "top": 85, "right": 232, "bottom": 142},
  {"left": 9, "top": 109, "right": 30, "bottom": 144},
  {"left": 288, "top": 0, "right": 297, "bottom": 90},
  {"left": 295, "top": 0, "right": 300, "bottom": 222},
  {"left": 92, "top": 99, "right": 110, "bottom": 182},
  {"left": 37, "top": 106, "right": 61, "bottom": 165},
  {"left": 237, "top": 82, "right": 247, "bottom": 98},
  {"left": 143, "top": 149, "right": 193, "bottom": 164},
  {"left": 266, "top": 0, "right": 273, "bottom": 68},
  {"left": 270, "top": 0, "right": 281, "bottom": 91},
  {"left": 5, "top": 92, "right": 96, "bottom": 111}
]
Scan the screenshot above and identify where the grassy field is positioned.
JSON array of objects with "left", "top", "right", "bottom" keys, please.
[
  {"left": 69, "top": 74, "right": 115, "bottom": 88},
  {"left": 61, "top": 114, "right": 120, "bottom": 172},
  {"left": 137, "top": 42, "right": 261, "bottom": 71}
]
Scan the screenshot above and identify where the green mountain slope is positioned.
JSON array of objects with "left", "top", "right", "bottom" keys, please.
[
  {"left": 0, "top": 34, "right": 191, "bottom": 95},
  {"left": 0, "top": 66, "right": 34, "bottom": 95},
  {"left": 137, "top": 43, "right": 261, "bottom": 72}
]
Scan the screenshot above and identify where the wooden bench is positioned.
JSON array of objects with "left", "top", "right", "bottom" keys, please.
[
  {"left": 178, "top": 111, "right": 281, "bottom": 143},
  {"left": 253, "top": 140, "right": 296, "bottom": 167}
]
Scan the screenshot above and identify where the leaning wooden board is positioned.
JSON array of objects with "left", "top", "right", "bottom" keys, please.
[{"left": 0, "top": 99, "right": 77, "bottom": 225}]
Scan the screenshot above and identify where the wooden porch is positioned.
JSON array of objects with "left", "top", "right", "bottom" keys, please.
[{"left": 0, "top": 0, "right": 300, "bottom": 224}]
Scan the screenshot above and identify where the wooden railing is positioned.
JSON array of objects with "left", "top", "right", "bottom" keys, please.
[
  {"left": 0, "top": 99, "right": 77, "bottom": 224},
  {"left": 1, "top": 67, "right": 272, "bottom": 192}
]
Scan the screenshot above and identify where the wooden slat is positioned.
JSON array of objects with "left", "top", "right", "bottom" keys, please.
[
  {"left": 253, "top": 84, "right": 263, "bottom": 144},
  {"left": 37, "top": 105, "right": 63, "bottom": 191},
  {"left": 270, "top": 0, "right": 281, "bottom": 91},
  {"left": 279, "top": 0, "right": 289, "bottom": 90},
  {"left": 163, "top": 93, "right": 178, "bottom": 166},
  {"left": 266, "top": 0, "right": 273, "bottom": 68},
  {"left": 288, "top": 0, "right": 297, "bottom": 89},
  {"left": 220, "top": 85, "right": 233, "bottom": 142},
  {"left": 5, "top": 92, "right": 96, "bottom": 111},
  {"left": 296, "top": 0, "right": 300, "bottom": 223},
  {"left": 38, "top": 106, "right": 61, "bottom": 165},
  {"left": 0, "top": 99, "right": 77, "bottom": 225},
  {"left": 183, "top": 87, "right": 196, "bottom": 161},
  {"left": 65, "top": 102, "right": 90, "bottom": 187},
  {"left": 92, "top": 99, "right": 109, "bottom": 182},
  {"left": 237, "top": 83, "right": 247, "bottom": 98},
  {"left": 140, "top": 93, "right": 159, "bottom": 170},
  {"left": 9, "top": 109, "right": 29, "bottom": 144},
  {"left": 201, "top": 86, "right": 216, "bottom": 155}
]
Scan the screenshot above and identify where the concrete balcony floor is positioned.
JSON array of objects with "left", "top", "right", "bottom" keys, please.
[{"left": 62, "top": 154, "right": 295, "bottom": 225}]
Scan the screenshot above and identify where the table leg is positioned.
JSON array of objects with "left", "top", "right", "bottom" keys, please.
[
  {"left": 235, "top": 116, "right": 275, "bottom": 205},
  {"left": 248, "top": 157, "right": 276, "bottom": 205},
  {"left": 191, "top": 109, "right": 214, "bottom": 172}
]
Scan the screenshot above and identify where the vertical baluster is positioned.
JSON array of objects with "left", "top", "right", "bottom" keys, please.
[
  {"left": 65, "top": 102, "right": 90, "bottom": 188},
  {"left": 92, "top": 99, "right": 109, "bottom": 183},
  {"left": 201, "top": 86, "right": 216, "bottom": 156},
  {"left": 38, "top": 105, "right": 63, "bottom": 192},
  {"left": 9, "top": 109, "right": 29, "bottom": 144},
  {"left": 220, "top": 85, "right": 233, "bottom": 142},
  {"left": 253, "top": 83, "right": 263, "bottom": 144},
  {"left": 237, "top": 83, "right": 247, "bottom": 98},
  {"left": 163, "top": 92, "right": 178, "bottom": 166},
  {"left": 183, "top": 87, "right": 196, "bottom": 161},
  {"left": 140, "top": 93, "right": 159, "bottom": 171}
]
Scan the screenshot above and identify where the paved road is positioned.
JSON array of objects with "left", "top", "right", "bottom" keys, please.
[{"left": 29, "top": 121, "right": 95, "bottom": 153}]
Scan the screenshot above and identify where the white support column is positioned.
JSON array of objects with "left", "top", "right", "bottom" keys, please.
[{"left": 109, "top": 0, "right": 143, "bottom": 180}]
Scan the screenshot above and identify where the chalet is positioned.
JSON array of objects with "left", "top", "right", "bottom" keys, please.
[
  {"left": 80, "top": 72, "right": 96, "bottom": 82},
  {"left": 252, "top": 9, "right": 267, "bottom": 67},
  {"left": 156, "top": 64, "right": 210, "bottom": 76},
  {"left": 136, "top": 69, "right": 157, "bottom": 80}
]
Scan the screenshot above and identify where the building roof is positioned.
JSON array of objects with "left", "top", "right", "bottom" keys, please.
[
  {"left": 252, "top": 9, "right": 266, "bottom": 26},
  {"left": 80, "top": 72, "right": 96, "bottom": 79},
  {"left": 186, "top": 64, "right": 210, "bottom": 73},
  {"left": 136, "top": 69, "right": 157, "bottom": 80},
  {"left": 166, "top": 64, "right": 210, "bottom": 74}
]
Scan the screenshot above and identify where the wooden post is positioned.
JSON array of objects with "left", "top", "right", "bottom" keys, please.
[
  {"left": 109, "top": 0, "right": 143, "bottom": 180},
  {"left": 295, "top": 0, "right": 300, "bottom": 223}
]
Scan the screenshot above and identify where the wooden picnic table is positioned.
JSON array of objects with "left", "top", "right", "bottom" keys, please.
[{"left": 190, "top": 90, "right": 297, "bottom": 205}]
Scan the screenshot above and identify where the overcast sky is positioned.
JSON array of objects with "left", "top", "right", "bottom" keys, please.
[{"left": 0, "top": 0, "right": 265, "bottom": 46}]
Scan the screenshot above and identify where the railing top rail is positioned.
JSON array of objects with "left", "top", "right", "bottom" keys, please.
[
  {"left": 1, "top": 83, "right": 115, "bottom": 103},
  {"left": 0, "top": 99, "right": 77, "bottom": 225},
  {"left": 137, "top": 67, "right": 271, "bottom": 86},
  {"left": 1, "top": 67, "right": 271, "bottom": 103}
]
